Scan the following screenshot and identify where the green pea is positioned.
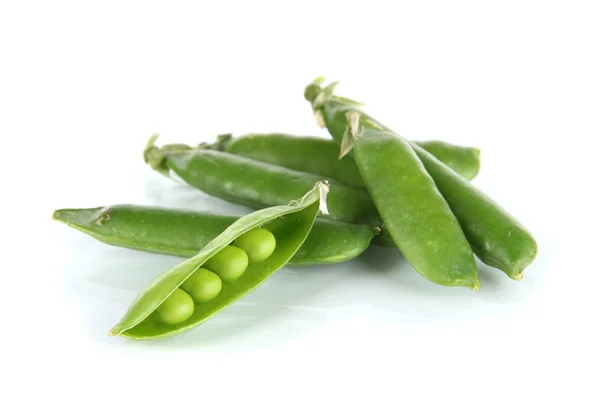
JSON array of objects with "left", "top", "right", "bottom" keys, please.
[
  {"left": 204, "top": 245, "right": 249, "bottom": 282},
  {"left": 180, "top": 268, "right": 222, "bottom": 303},
  {"left": 233, "top": 227, "right": 276, "bottom": 262},
  {"left": 154, "top": 288, "right": 195, "bottom": 325}
]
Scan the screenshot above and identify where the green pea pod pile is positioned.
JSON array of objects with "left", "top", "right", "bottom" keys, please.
[
  {"left": 142, "top": 133, "right": 481, "bottom": 247},
  {"left": 305, "top": 77, "right": 538, "bottom": 281},
  {"left": 53, "top": 205, "right": 377, "bottom": 265},
  {"left": 53, "top": 75, "right": 538, "bottom": 341},
  {"left": 108, "top": 182, "right": 328, "bottom": 339}
]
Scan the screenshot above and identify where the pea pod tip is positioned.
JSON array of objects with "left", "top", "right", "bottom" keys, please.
[
  {"left": 51, "top": 208, "right": 77, "bottom": 224},
  {"left": 108, "top": 326, "right": 123, "bottom": 337},
  {"left": 459, "top": 276, "right": 481, "bottom": 292},
  {"left": 510, "top": 272, "right": 524, "bottom": 281}
]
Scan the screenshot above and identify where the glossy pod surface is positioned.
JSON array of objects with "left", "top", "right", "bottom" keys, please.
[
  {"left": 350, "top": 119, "right": 479, "bottom": 289},
  {"left": 307, "top": 78, "right": 537, "bottom": 280},
  {"left": 109, "top": 182, "right": 328, "bottom": 340},
  {"left": 52, "top": 205, "right": 378, "bottom": 265},
  {"left": 145, "top": 139, "right": 382, "bottom": 227},
  {"left": 412, "top": 145, "right": 537, "bottom": 279},
  {"left": 216, "top": 133, "right": 480, "bottom": 185}
]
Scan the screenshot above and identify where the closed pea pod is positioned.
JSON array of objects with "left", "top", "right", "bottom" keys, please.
[
  {"left": 109, "top": 181, "right": 328, "bottom": 340},
  {"left": 144, "top": 134, "right": 382, "bottom": 227},
  {"left": 351, "top": 114, "right": 479, "bottom": 289},
  {"left": 411, "top": 144, "right": 537, "bottom": 279},
  {"left": 413, "top": 140, "right": 480, "bottom": 181},
  {"left": 52, "top": 205, "right": 379, "bottom": 265},
  {"left": 306, "top": 77, "right": 537, "bottom": 280},
  {"left": 305, "top": 78, "right": 480, "bottom": 289},
  {"left": 210, "top": 133, "right": 481, "bottom": 184}
]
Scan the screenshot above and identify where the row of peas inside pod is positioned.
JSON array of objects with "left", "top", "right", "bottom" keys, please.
[{"left": 154, "top": 228, "right": 276, "bottom": 325}]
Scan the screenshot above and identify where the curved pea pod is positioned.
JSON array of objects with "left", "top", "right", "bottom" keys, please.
[
  {"left": 52, "top": 205, "right": 378, "bottom": 265},
  {"left": 109, "top": 181, "right": 329, "bottom": 340},
  {"left": 350, "top": 114, "right": 480, "bottom": 289},
  {"left": 144, "top": 134, "right": 382, "bottom": 228},
  {"left": 306, "top": 77, "right": 537, "bottom": 280},
  {"left": 210, "top": 133, "right": 480, "bottom": 184},
  {"left": 410, "top": 144, "right": 537, "bottom": 280}
]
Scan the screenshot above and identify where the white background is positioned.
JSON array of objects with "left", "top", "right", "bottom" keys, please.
[{"left": 2, "top": 1, "right": 599, "bottom": 403}]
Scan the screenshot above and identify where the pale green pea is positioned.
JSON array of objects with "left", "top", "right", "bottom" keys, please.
[
  {"left": 181, "top": 268, "right": 222, "bottom": 303},
  {"left": 204, "top": 245, "right": 249, "bottom": 282},
  {"left": 154, "top": 288, "right": 195, "bottom": 325},
  {"left": 233, "top": 227, "right": 277, "bottom": 262}
]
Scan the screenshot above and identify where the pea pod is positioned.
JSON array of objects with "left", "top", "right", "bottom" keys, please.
[
  {"left": 208, "top": 133, "right": 480, "bottom": 185},
  {"left": 355, "top": 118, "right": 480, "bottom": 288},
  {"left": 52, "top": 204, "right": 378, "bottom": 265},
  {"left": 144, "top": 134, "right": 382, "bottom": 228},
  {"left": 306, "top": 77, "right": 537, "bottom": 280},
  {"left": 109, "top": 181, "right": 328, "bottom": 340},
  {"left": 304, "top": 78, "right": 481, "bottom": 289},
  {"left": 412, "top": 145, "right": 537, "bottom": 279}
]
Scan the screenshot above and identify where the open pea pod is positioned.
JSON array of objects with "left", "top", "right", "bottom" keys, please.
[{"left": 109, "top": 181, "right": 329, "bottom": 340}]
